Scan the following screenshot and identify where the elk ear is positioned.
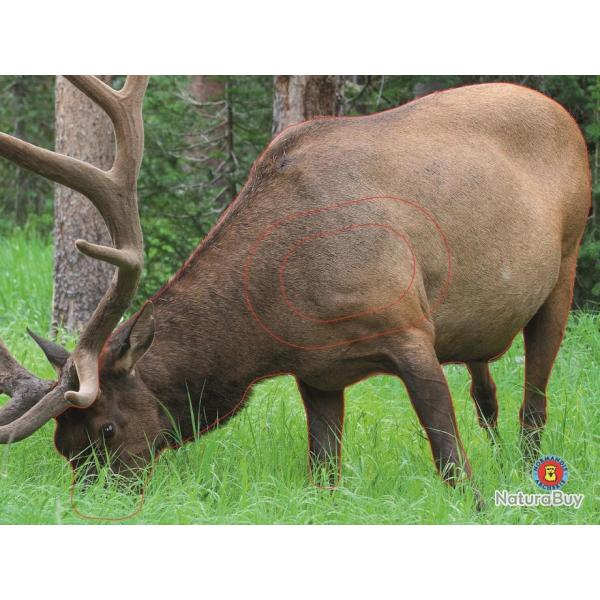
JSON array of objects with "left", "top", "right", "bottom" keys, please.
[
  {"left": 27, "top": 329, "right": 70, "bottom": 375},
  {"left": 112, "top": 302, "right": 155, "bottom": 373}
]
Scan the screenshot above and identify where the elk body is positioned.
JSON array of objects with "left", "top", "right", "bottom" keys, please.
[{"left": 0, "top": 80, "right": 591, "bottom": 493}]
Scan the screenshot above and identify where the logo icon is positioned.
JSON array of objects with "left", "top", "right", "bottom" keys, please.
[{"left": 532, "top": 455, "right": 568, "bottom": 491}]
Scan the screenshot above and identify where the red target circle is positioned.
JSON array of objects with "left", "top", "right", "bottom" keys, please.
[{"left": 278, "top": 223, "right": 417, "bottom": 324}]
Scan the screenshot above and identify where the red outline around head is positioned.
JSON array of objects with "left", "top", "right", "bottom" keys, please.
[
  {"left": 67, "top": 369, "right": 352, "bottom": 520},
  {"left": 67, "top": 370, "right": 291, "bottom": 521}
]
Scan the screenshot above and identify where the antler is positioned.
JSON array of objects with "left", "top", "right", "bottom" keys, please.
[{"left": 0, "top": 75, "right": 148, "bottom": 443}]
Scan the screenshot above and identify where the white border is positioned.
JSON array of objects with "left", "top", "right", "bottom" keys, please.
[
  {"left": 0, "top": 525, "right": 596, "bottom": 598},
  {"left": 1, "top": 1, "right": 599, "bottom": 73},
  {"left": 0, "top": 1, "right": 597, "bottom": 597}
]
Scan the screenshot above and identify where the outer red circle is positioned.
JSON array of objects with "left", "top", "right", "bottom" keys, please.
[{"left": 242, "top": 196, "right": 453, "bottom": 351}]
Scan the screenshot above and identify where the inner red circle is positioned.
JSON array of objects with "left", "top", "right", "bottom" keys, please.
[{"left": 278, "top": 223, "right": 417, "bottom": 324}]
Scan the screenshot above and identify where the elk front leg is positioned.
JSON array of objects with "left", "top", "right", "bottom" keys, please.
[
  {"left": 297, "top": 381, "right": 344, "bottom": 488},
  {"left": 394, "top": 333, "right": 472, "bottom": 485}
]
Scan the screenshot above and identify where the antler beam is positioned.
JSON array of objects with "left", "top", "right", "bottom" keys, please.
[
  {"left": 0, "top": 75, "right": 149, "bottom": 442},
  {"left": 0, "top": 340, "right": 54, "bottom": 426}
]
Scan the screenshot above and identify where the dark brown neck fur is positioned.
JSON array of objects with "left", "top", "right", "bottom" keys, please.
[{"left": 134, "top": 225, "right": 280, "bottom": 442}]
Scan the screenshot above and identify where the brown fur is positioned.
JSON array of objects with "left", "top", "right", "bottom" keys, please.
[{"left": 55, "top": 84, "right": 590, "bottom": 487}]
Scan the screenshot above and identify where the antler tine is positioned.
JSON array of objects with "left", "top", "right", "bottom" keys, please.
[
  {"left": 66, "top": 75, "right": 148, "bottom": 112},
  {"left": 0, "top": 132, "right": 106, "bottom": 201},
  {"left": 63, "top": 76, "right": 120, "bottom": 122},
  {"left": 66, "top": 76, "right": 148, "bottom": 181},
  {"left": 0, "top": 339, "right": 54, "bottom": 426},
  {"left": 0, "top": 76, "right": 148, "bottom": 232}
]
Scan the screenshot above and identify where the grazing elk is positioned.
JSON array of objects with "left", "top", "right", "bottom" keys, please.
[{"left": 0, "top": 77, "right": 591, "bottom": 494}]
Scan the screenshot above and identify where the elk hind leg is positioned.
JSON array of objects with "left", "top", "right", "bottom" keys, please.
[
  {"left": 391, "top": 331, "right": 472, "bottom": 486},
  {"left": 466, "top": 361, "right": 500, "bottom": 442},
  {"left": 520, "top": 253, "right": 576, "bottom": 463}
]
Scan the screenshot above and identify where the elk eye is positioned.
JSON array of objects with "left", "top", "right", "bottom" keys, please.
[{"left": 100, "top": 423, "right": 115, "bottom": 440}]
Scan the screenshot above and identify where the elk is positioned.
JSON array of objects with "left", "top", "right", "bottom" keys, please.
[{"left": 0, "top": 78, "right": 591, "bottom": 494}]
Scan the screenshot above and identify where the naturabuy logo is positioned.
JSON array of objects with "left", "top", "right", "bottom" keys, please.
[
  {"left": 532, "top": 455, "right": 568, "bottom": 490},
  {"left": 494, "top": 455, "right": 584, "bottom": 509}
]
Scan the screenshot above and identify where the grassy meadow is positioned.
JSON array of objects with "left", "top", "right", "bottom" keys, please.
[{"left": 0, "top": 231, "right": 598, "bottom": 524}]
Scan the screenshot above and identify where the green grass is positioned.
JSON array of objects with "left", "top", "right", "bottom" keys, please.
[{"left": 0, "top": 230, "right": 598, "bottom": 524}]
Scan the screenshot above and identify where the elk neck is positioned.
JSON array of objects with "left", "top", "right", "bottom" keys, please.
[{"left": 132, "top": 217, "right": 281, "bottom": 441}]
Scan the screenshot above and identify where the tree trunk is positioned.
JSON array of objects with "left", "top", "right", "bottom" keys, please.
[
  {"left": 189, "top": 75, "right": 224, "bottom": 105},
  {"left": 187, "top": 75, "right": 237, "bottom": 203},
  {"left": 52, "top": 75, "right": 115, "bottom": 334},
  {"left": 272, "top": 76, "right": 342, "bottom": 135},
  {"left": 12, "top": 77, "right": 29, "bottom": 226}
]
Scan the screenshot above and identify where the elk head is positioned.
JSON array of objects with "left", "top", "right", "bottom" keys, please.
[{"left": 0, "top": 75, "right": 161, "bottom": 476}]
